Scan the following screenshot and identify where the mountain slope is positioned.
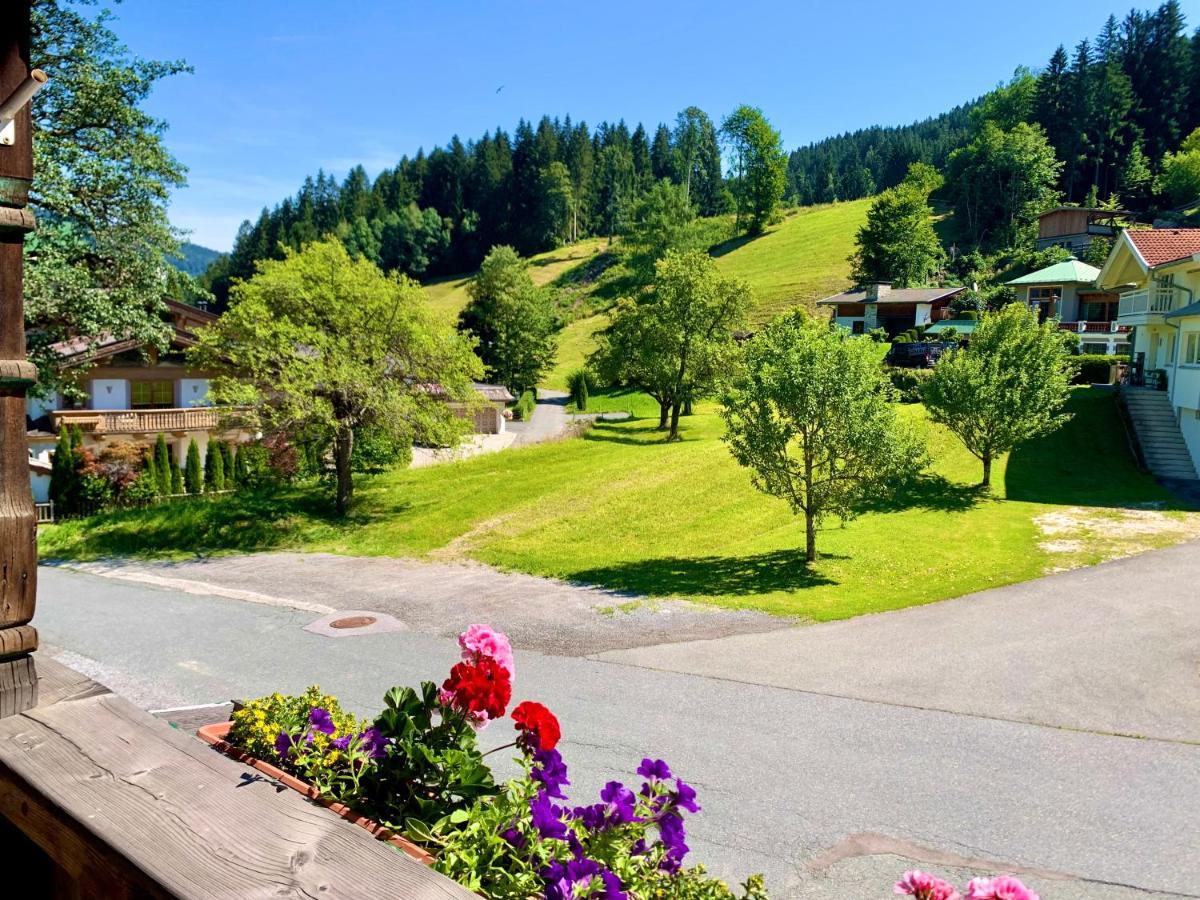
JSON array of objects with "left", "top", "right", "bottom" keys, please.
[{"left": 174, "top": 242, "right": 223, "bottom": 277}]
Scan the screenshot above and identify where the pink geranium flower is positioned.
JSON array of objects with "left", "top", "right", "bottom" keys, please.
[
  {"left": 458, "top": 624, "right": 515, "bottom": 677},
  {"left": 894, "top": 870, "right": 962, "bottom": 900},
  {"left": 965, "top": 876, "right": 1039, "bottom": 900}
]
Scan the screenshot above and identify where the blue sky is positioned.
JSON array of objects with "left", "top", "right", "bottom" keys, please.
[{"left": 107, "top": 0, "right": 1200, "bottom": 251}]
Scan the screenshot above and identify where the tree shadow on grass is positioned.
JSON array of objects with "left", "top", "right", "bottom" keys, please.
[
  {"left": 858, "top": 473, "right": 988, "bottom": 515},
  {"left": 1006, "top": 387, "right": 1198, "bottom": 509},
  {"left": 584, "top": 421, "right": 670, "bottom": 447},
  {"left": 570, "top": 548, "right": 838, "bottom": 599},
  {"left": 707, "top": 231, "right": 766, "bottom": 259},
  {"left": 40, "top": 485, "right": 369, "bottom": 561}
]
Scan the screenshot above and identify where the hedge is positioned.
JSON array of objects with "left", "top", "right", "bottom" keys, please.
[
  {"left": 513, "top": 390, "right": 537, "bottom": 421},
  {"left": 1068, "top": 353, "right": 1128, "bottom": 385},
  {"left": 884, "top": 365, "right": 935, "bottom": 403}
]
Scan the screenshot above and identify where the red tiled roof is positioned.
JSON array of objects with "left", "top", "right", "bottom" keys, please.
[{"left": 1127, "top": 229, "right": 1200, "bottom": 267}]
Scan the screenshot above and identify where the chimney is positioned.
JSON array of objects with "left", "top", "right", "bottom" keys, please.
[{"left": 865, "top": 281, "right": 892, "bottom": 301}]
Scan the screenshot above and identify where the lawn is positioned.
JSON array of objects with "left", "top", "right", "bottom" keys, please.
[
  {"left": 422, "top": 238, "right": 608, "bottom": 324},
  {"left": 428, "top": 201, "right": 871, "bottom": 389},
  {"left": 40, "top": 388, "right": 1200, "bottom": 621},
  {"left": 712, "top": 198, "right": 872, "bottom": 324}
]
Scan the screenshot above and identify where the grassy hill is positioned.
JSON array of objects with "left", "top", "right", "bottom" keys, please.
[
  {"left": 40, "top": 389, "right": 1199, "bottom": 621},
  {"left": 424, "top": 199, "right": 871, "bottom": 388}
]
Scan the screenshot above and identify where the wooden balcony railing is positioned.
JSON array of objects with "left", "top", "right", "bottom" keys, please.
[{"left": 50, "top": 406, "right": 237, "bottom": 436}]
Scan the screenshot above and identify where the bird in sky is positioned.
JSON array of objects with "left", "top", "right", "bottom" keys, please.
[{"left": 496, "top": 84, "right": 504, "bottom": 94}]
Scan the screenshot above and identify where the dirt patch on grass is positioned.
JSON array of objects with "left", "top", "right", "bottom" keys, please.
[{"left": 1035, "top": 505, "right": 1200, "bottom": 570}]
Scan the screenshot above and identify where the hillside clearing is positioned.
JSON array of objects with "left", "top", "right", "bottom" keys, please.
[{"left": 40, "top": 388, "right": 1197, "bottom": 621}]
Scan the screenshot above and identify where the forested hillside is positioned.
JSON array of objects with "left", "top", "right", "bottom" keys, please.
[
  {"left": 173, "top": 241, "right": 223, "bottom": 277},
  {"left": 205, "top": 1, "right": 1200, "bottom": 311},
  {"left": 789, "top": 2, "right": 1200, "bottom": 209}
]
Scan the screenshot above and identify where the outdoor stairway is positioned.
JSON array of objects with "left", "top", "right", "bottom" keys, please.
[{"left": 1122, "top": 388, "right": 1200, "bottom": 481}]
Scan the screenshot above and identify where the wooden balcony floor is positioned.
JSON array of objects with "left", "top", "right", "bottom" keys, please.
[{"left": 0, "top": 657, "right": 472, "bottom": 898}]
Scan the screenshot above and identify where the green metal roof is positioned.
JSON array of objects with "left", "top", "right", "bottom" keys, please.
[
  {"left": 925, "top": 320, "right": 979, "bottom": 334},
  {"left": 1004, "top": 258, "right": 1101, "bottom": 286}
]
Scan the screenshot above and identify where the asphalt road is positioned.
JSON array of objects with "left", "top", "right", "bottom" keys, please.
[{"left": 32, "top": 557, "right": 1200, "bottom": 899}]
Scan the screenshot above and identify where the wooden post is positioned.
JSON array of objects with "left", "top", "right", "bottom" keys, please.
[{"left": 0, "top": 1, "right": 38, "bottom": 717}]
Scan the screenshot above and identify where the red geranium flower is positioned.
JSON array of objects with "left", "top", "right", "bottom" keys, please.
[
  {"left": 442, "top": 656, "right": 512, "bottom": 721},
  {"left": 511, "top": 700, "right": 561, "bottom": 751}
]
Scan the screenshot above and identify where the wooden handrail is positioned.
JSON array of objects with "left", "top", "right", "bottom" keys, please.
[
  {"left": 50, "top": 407, "right": 243, "bottom": 435},
  {"left": 0, "top": 658, "right": 474, "bottom": 898}
]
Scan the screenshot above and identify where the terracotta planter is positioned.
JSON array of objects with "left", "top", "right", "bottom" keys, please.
[{"left": 197, "top": 722, "right": 433, "bottom": 865}]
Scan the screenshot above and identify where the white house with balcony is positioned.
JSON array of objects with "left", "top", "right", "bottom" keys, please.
[
  {"left": 1004, "top": 257, "right": 1130, "bottom": 355},
  {"left": 25, "top": 299, "right": 253, "bottom": 494},
  {"left": 1097, "top": 228, "right": 1200, "bottom": 479}
]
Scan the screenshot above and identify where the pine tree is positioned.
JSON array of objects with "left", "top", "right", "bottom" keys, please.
[
  {"left": 650, "top": 124, "right": 674, "bottom": 182},
  {"left": 204, "top": 440, "right": 225, "bottom": 492},
  {"left": 184, "top": 439, "right": 203, "bottom": 495},
  {"left": 153, "top": 433, "right": 172, "bottom": 495}
]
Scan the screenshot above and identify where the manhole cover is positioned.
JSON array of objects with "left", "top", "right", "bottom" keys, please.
[{"left": 329, "top": 615, "right": 377, "bottom": 629}]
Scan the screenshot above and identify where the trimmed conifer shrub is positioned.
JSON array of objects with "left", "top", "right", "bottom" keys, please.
[
  {"left": 154, "top": 433, "right": 172, "bottom": 495},
  {"left": 171, "top": 463, "right": 184, "bottom": 495},
  {"left": 184, "top": 439, "right": 203, "bottom": 494},
  {"left": 204, "top": 440, "right": 225, "bottom": 491}
]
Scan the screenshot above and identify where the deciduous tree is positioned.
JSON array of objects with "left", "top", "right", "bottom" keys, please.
[
  {"left": 851, "top": 164, "right": 945, "bottom": 287},
  {"left": 721, "top": 310, "right": 925, "bottom": 562},
  {"left": 923, "top": 303, "right": 1072, "bottom": 488},
  {"left": 458, "top": 246, "right": 558, "bottom": 395},
  {"left": 193, "top": 239, "right": 481, "bottom": 514},
  {"left": 598, "top": 251, "right": 749, "bottom": 441},
  {"left": 721, "top": 106, "right": 787, "bottom": 234},
  {"left": 26, "top": 0, "right": 190, "bottom": 393}
]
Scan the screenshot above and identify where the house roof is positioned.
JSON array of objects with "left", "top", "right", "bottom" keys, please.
[
  {"left": 28, "top": 457, "right": 52, "bottom": 476},
  {"left": 1166, "top": 300, "right": 1200, "bottom": 320},
  {"left": 1126, "top": 229, "right": 1200, "bottom": 268},
  {"left": 419, "top": 382, "right": 516, "bottom": 403},
  {"left": 816, "top": 286, "right": 966, "bottom": 306},
  {"left": 1037, "top": 206, "right": 1128, "bottom": 219},
  {"left": 1005, "top": 258, "right": 1101, "bottom": 286}
]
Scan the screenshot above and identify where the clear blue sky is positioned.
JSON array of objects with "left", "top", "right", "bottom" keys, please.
[{"left": 107, "top": 0, "right": 1200, "bottom": 251}]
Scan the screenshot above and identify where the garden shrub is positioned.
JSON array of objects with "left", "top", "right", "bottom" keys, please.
[
  {"left": 1068, "top": 353, "right": 1127, "bottom": 385},
  {"left": 184, "top": 439, "right": 203, "bottom": 494},
  {"left": 567, "top": 368, "right": 591, "bottom": 410},
  {"left": 204, "top": 440, "right": 225, "bottom": 491},
  {"left": 513, "top": 390, "right": 537, "bottom": 421},
  {"left": 171, "top": 463, "right": 184, "bottom": 495},
  {"left": 884, "top": 366, "right": 935, "bottom": 403},
  {"left": 153, "top": 433, "right": 172, "bottom": 495}
]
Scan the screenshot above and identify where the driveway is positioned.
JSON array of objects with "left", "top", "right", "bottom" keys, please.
[{"left": 33, "top": 544, "right": 1200, "bottom": 898}]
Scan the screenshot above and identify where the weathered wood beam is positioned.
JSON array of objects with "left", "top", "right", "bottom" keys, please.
[
  {"left": 0, "top": 658, "right": 476, "bottom": 898},
  {"left": 0, "top": 0, "right": 38, "bottom": 717}
]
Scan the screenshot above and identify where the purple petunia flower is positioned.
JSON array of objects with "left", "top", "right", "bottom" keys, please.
[
  {"left": 501, "top": 827, "right": 526, "bottom": 849},
  {"left": 672, "top": 778, "right": 700, "bottom": 814},
  {"left": 637, "top": 758, "right": 672, "bottom": 781},
  {"left": 331, "top": 734, "right": 352, "bottom": 751},
  {"left": 274, "top": 731, "right": 296, "bottom": 759},
  {"left": 308, "top": 707, "right": 336, "bottom": 735},
  {"left": 600, "top": 781, "right": 637, "bottom": 823},
  {"left": 658, "top": 811, "right": 690, "bottom": 868},
  {"left": 357, "top": 727, "right": 388, "bottom": 760},
  {"left": 531, "top": 747, "right": 570, "bottom": 799},
  {"left": 599, "top": 870, "right": 629, "bottom": 899},
  {"left": 530, "top": 790, "right": 569, "bottom": 841}
]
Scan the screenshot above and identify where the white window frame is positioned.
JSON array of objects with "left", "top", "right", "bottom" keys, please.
[{"left": 1183, "top": 332, "right": 1200, "bottom": 366}]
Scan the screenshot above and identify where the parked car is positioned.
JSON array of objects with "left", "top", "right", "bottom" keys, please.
[{"left": 885, "top": 342, "right": 948, "bottom": 369}]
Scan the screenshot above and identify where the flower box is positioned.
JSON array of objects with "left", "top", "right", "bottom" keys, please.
[{"left": 196, "top": 721, "right": 433, "bottom": 865}]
